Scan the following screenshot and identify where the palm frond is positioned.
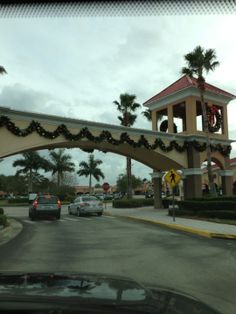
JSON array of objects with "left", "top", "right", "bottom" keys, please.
[
  {"left": 142, "top": 109, "right": 152, "bottom": 121},
  {"left": 0, "top": 65, "right": 7, "bottom": 75},
  {"left": 181, "top": 67, "right": 194, "bottom": 77}
]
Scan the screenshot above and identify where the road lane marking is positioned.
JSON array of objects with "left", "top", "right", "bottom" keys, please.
[
  {"left": 103, "top": 215, "right": 116, "bottom": 219},
  {"left": 64, "top": 217, "right": 81, "bottom": 222},
  {"left": 22, "top": 219, "right": 36, "bottom": 224}
]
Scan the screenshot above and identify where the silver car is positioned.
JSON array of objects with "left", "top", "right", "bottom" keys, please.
[{"left": 68, "top": 195, "right": 103, "bottom": 216}]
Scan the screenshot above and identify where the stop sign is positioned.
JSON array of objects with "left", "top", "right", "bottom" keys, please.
[{"left": 102, "top": 182, "right": 110, "bottom": 191}]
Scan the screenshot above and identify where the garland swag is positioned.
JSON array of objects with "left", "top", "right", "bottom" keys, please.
[{"left": 0, "top": 115, "right": 231, "bottom": 157}]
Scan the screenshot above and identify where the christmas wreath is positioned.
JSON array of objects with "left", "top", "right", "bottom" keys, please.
[{"left": 207, "top": 105, "right": 222, "bottom": 133}]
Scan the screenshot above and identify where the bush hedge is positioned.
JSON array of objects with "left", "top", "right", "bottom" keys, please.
[
  {"left": 0, "top": 214, "right": 8, "bottom": 227},
  {"left": 186, "top": 197, "right": 236, "bottom": 202},
  {"left": 0, "top": 208, "right": 4, "bottom": 215},
  {"left": 168, "top": 209, "right": 236, "bottom": 220},
  {"left": 178, "top": 200, "right": 236, "bottom": 211},
  {"left": 113, "top": 198, "right": 154, "bottom": 208},
  {"left": 8, "top": 198, "right": 28, "bottom": 204},
  {"left": 162, "top": 198, "right": 177, "bottom": 208}
]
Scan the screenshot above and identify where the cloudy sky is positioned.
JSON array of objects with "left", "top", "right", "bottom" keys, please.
[{"left": 0, "top": 11, "right": 236, "bottom": 186}]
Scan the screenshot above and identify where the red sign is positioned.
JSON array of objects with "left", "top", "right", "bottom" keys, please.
[{"left": 102, "top": 182, "right": 110, "bottom": 191}]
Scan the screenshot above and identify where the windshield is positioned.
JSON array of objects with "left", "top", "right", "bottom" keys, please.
[{"left": 0, "top": 2, "right": 236, "bottom": 314}]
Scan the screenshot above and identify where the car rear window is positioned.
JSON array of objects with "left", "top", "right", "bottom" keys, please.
[
  {"left": 82, "top": 196, "right": 98, "bottom": 202},
  {"left": 37, "top": 196, "right": 58, "bottom": 204}
]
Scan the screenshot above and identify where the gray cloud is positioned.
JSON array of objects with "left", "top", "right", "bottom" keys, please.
[{"left": 0, "top": 14, "right": 236, "bottom": 185}]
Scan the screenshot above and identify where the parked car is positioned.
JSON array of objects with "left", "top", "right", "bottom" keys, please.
[
  {"left": 103, "top": 194, "right": 113, "bottom": 201},
  {"left": 95, "top": 194, "right": 104, "bottom": 201},
  {"left": 145, "top": 191, "right": 154, "bottom": 199},
  {"left": 29, "top": 194, "right": 61, "bottom": 220},
  {"left": 113, "top": 193, "right": 123, "bottom": 200},
  {"left": 68, "top": 195, "right": 103, "bottom": 216}
]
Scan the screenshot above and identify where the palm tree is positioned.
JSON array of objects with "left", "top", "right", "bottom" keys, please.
[
  {"left": 113, "top": 93, "right": 141, "bottom": 199},
  {"left": 77, "top": 154, "right": 104, "bottom": 193},
  {"left": 182, "top": 45, "right": 219, "bottom": 196},
  {"left": 13, "top": 151, "right": 50, "bottom": 193},
  {"left": 0, "top": 65, "right": 7, "bottom": 75},
  {"left": 49, "top": 149, "right": 75, "bottom": 188},
  {"left": 142, "top": 108, "right": 163, "bottom": 127},
  {"left": 142, "top": 109, "right": 152, "bottom": 121}
]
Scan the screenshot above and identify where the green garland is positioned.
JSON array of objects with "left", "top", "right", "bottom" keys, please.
[{"left": 0, "top": 115, "right": 231, "bottom": 157}]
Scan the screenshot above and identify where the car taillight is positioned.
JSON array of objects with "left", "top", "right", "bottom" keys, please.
[
  {"left": 33, "top": 200, "right": 38, "bottom": 208},
  {"left": 57, "top": 200, "right": 61, "bottom": 208}
]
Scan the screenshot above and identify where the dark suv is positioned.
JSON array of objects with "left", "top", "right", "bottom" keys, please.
[{"left": 29, "top": 194, "right": 61, "bottom": 220}]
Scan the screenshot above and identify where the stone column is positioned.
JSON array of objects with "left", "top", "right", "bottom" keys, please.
[
  {"left": 152, "top": 110, "right": 157, "bottom": 131},
  {"left": 167, "top": 106, "right": 174, "bottom": 133},
  {"left": 182, "top": 168, "right": 203, "bottom": 199},
  {"left": 185, "top": 97, "right": 197, "bottom": 133},
  {"left": 219, "top": 170, "right": 234, "bottom": 196},
  {"left": 222, "top": 106, "right": 228, "bottom": 138},
  {"left": 182, "top": 144, "right": 202, "bottom": 199},
  {"left": 151, "top": 171, "right": 163, "bottom": 209}
]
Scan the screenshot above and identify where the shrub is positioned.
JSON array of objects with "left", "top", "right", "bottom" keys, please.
[
  {"left": 168, "top": 209, "right": 236, "bottom": 220},
  {"left": 113, "top": 198, "right": 154, "bottom": 208},
  {"left": 162, "top": 199, "right": 170, "bottom": 209},
  {"left": 0, "top": 214, "right": 9, "bottom": 227},
  {"left": 56, "top": 186, "right": 75, "bottom": 202},
  {"left": 0, "top": 208, "right": 4, "bottom": 215},
  {"left": 178, "top": 200, "right": 236, "bottom": 211},
  {"left": 186, "top": 197, "right": 236, "bottom": 202},
  {"left": 8, "top": 198, "right": 28, "bottom": 204}
]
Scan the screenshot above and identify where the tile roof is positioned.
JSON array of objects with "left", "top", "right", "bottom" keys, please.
[{"left": 144, "top": 75, "right": 236, "bottom": 106}]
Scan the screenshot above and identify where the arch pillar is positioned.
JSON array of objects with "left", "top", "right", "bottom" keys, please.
[
  {"left": 151, "top": 171, "right": 164, "bottom": 209},
  {"left": 182, "top": 168, "right": 203, "bottom": 199},
  {"left": 182, "top": 145, "right": 202, "bottom": 199},
  {"left": 219, "top": 170, "right": 234, "bottom": 196}
]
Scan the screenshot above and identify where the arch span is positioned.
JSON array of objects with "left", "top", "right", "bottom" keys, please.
[{"left": 0, "top": 107, "right": 190, "bottom": 171}]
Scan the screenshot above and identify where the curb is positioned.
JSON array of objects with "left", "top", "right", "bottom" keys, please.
[
  {"left": 104, "top": 212, "right": 236, "bottom": 240},
  {"left": 0, "top": 218, "right": 23, "bottom": 246}
]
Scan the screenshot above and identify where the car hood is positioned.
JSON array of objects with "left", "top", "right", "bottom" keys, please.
[{"left": 0, "top": 272, "right": 221, "bottom": 313}]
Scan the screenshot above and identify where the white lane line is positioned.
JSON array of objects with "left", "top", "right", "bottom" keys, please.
[
  {"left": 64, "top": 217, "right": 81, "bottom": 222},
  {"left": 22, "top": 219, "right": 36, "bottom": 224}
]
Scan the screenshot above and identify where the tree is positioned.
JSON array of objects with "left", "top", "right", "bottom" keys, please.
[
  {"left": 182, "top": 45, "right": 219, "bottom": 196},
  {"left": 77, "top": 154, "right": 105, "bottom": 193},
  {"left": 142, "top": 109, "right": 152, "bottom": 121},
  {"left": 142, "top": 108, "right": 163, "bottom": 130},
  {"left": 113, "top": 93, "right": 141, "bottom": 199},
  {"left": 0, "top": 174, "right": 27, "bottom": 194},
  {"left": 0, "top": 65, "right": 7, "bottom": 75},
  {"left": 116, "top": 174, "right": 143, "bottom": 194},
  {"left": 49, "top": 149, "right": 75, "bottom": 188},
  {"left": 13, "top": 151, "right": 51, "bottom": 193}
]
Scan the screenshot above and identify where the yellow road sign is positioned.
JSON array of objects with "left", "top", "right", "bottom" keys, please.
[{"left": 164, "top": 169, "right": 181, "bottom": 188}]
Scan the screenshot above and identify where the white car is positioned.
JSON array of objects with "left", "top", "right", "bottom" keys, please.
[{"left": 68, "top": 195, "right": 103, "bottom": 216}]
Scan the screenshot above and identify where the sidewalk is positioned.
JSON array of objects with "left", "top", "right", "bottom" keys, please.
[
  {"left": 104, "top": 206, "right": 236, "bottom": 239},
  {"left": 0, "top": 218, "right": 23, "bottom": 246}
]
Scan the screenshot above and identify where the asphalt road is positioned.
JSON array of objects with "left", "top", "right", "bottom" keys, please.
[{"left": 1, "top": 205, "right": 236, "bottom": 314}]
